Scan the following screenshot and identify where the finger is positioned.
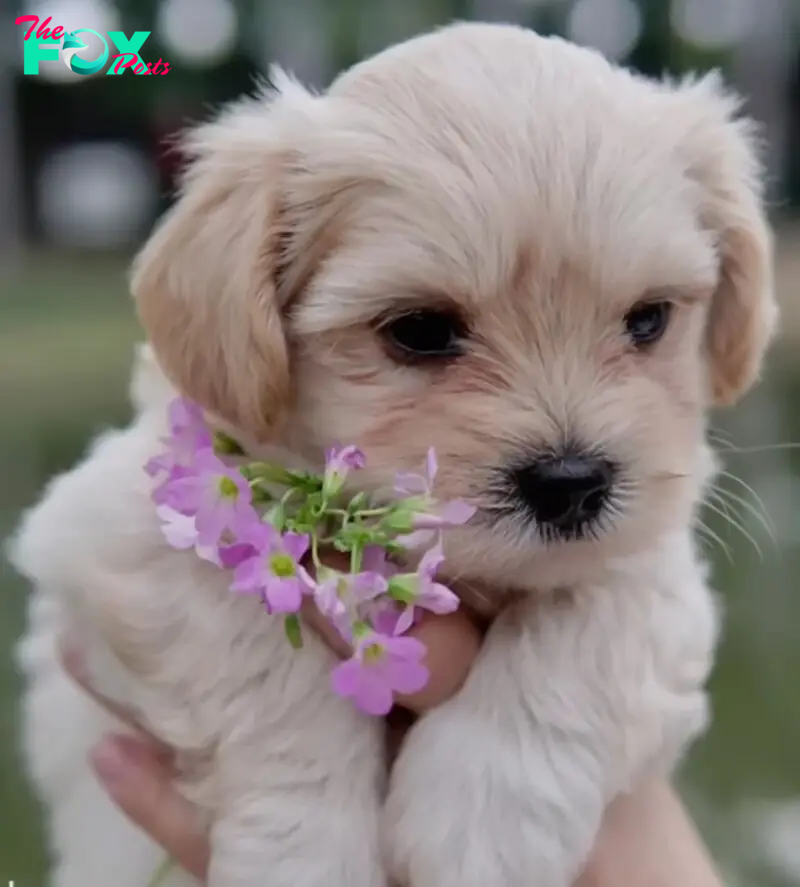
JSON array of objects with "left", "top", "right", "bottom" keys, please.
[
  {"left": 59, "top": 635, "right": 172, "bottom": 754},
  {"left": 395, "top": 609, "right": 482, "bottom": 713},
  {"left": 302, "top": 604, "right": 482, "bottom": 713},
  {"left": 90, "top": 734, "right": 210, "bottom": 880},
  {"left": 301, "top": 552, "right": 483, "bottom": 712},
  {"left": 301, "top": 598, "right": 352, "bottom": 660}
]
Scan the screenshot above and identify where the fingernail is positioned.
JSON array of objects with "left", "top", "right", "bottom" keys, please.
[{"left": 90, "top": 738, "right": 137, "bottom": 787}]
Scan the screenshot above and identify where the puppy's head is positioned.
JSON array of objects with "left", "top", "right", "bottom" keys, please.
[{"left": 132, "top": 23, "right": 776, "bottom": 590}]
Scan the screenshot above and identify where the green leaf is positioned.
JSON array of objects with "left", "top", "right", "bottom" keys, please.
[
  {"left": 385, "top": 540, "right": 409, "bottom": 556},
  {"left": 346, "top": 491, "right": 371, "bottom": 512},
  {"left": 284, "top": 614, "right": 303, "bottom": 649},
  {"left": 213, "top": 430, "right": 246, "bottom": 456},
  {"left": 246, "top": 462, "right": 296, "bottom": 486},
  {"left": 264, "top": 503, "right": 285, "bottom": 529},
  {"left": 387, "top": 575, "right": 417, "bottom": 604}
]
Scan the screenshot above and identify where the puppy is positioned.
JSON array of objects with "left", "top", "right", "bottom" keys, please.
[{"left": 11, "top": 21, "right": 776, "bottom": 887}]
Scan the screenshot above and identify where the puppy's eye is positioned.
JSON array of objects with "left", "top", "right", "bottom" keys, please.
[
  {"left": 379, "top": 309, "right": 467, "bottom": 362},
  {"left": 624, "top": 301, "right": 672, "bottom": 347}
]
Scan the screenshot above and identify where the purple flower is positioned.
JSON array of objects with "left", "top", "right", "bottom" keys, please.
[
  {"left": 388, "top": 543, "right": 460, "bottom": 634},
  {"left": 331, "top": 631, "right": 429, "bottom": 715},
  {"left": 313, "top": 561, "right": 389, "bottom": 641},
  {"left": 151, "top": 464, "right": 195, "bottom": 511},
  {"left": 390, "top": 449, "right": 475, "bottom": 549},
  {"left": 231, "top": 524, "right": 313, "bottom": 614},
  {"left": 145, "top": 398, "right": 213, "bottom": 478},
  {"left": 322, "top": 444, "right": 366, "bottom": 498},
  {"left": 156, "top": 505, "right": 222, "bottom": 566},
  {"left": 155, "top": 450, "right": 255, "bottom": 547},
  {"left": 413, "top": 499, "right": 475, "bottom": 529},
  {"left": 218, "top": 542, "right": 258, "bottom": 569},
  {"left": 361, "top": 545, "right": 395, "bottom": 576},
  {"left": 364, "top": 597, "right": 404, "bottom": 637},
  {"left": 394, "top": 447, "right": 438, "bottom": 497},
  {"left": 166, "top": 398, "right": 213, "bottom": 455},
  {"left": 394, "top": 498, "right": 476, "bottom": 551}
]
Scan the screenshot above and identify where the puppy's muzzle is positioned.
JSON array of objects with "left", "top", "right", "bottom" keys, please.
[{"left": 508, "top": 453, "right": 617, "bottom": 539}]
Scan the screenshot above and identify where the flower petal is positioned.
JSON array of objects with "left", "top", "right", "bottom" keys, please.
[
  {"left": 361, "top": 545, "right": 387, "bottom": 574},
  {"left": 314, "top": 579, "right": 346, "bottom": 619},
  {"left": 265, "top": 577, "right": 303, "bottom": 614},
  {"left": 426, "top": 448, "right": 438, "bottom": 485},
  {"left": 156, "top": 506, "right": 198, "bottom": 550},
  {"left": 437, "top": 499, "right": 476, "bottom": 526},
  {"left": 230, "top": 557, "right": 265, "bottom": 594},
  {"left": 145, "top": 453, "right": 173, "bottom": 478},
  {"left": 394, "top": 472, "right": 428, "bottom": 496},
  {"left": 281, "top": 532, "right": 310, "bottom": 562},
  {"left": 353, "top": 671, "right": 395, "bottom": 716},
  {"left": 296, "top": 564, "right": 316, "bottom": 595},
  {"left": 196, "top": 544, "right": 223, "bottom": 567},
  {"left": 395, "top": 529, "right": 437, "bottom": 551},
  {"left": 370, "top": 605, "right": 402, "bottom": 637},
  {"left": 387, "top": 659, "right": 429, "bottom": 696},
  {"left": 237, "top": 517, "right": 277, "bottom": 550},
  {"left": 393, "top": 605, "right": 416, "bottom": 636},
  {"left": 422, "top": 583, "right": 460, "bottom": 614},
  {"left": 217, "top": 543, "right": 257, "bottom": 568},
  {"left": 330, "top": 658, "right": 363, "bottom": 698},
  {"left": 418, "top": 542, "right": 445, "bottom": 580},
  {"left": 194, "top": 506, "right": 228, "bottom": 547},
  {"left": 384, "top": 635, "right": 427, "bottom": 662},
  {"left": 352, "top": 571, "right": 388, "bottom": 602}
]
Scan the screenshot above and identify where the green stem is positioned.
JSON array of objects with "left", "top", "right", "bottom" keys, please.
[
  {"left": 350, "top": 543, "right": 363, "bottom": 574},
  {"left": 248, "top": 479, "right": 275, "bottom": 495},
  {"left": 353, "top": 507, "right": 392, "bottom": 518},
  {"left": 247, "top": 462, "right": 295, "bottom": 486},
  {"left": 311, "top": 534, "right": 322, "bottom": 571},
  {"left": 147, "top": 856, "right": 175, "bottom": 887}
]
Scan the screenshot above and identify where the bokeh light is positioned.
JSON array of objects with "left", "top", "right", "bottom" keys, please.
[
  {"left": 566, "top": 0, "right": 642, "bottom": 61},
  {"left": 36, "top": 143, "right": 159, "bottom": 250},
  {"left": 671, "top": 0, "right": 753, "bottom": 49},
  {"left": 156, "top": 0, "right": 239, "bottom": 67}
]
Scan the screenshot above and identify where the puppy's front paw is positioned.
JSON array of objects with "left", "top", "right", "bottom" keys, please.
[{"left": 384, "top": 705, "right": 595, "bottom": 887}]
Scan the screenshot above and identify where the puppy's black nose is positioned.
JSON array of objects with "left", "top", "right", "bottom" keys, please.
[{"left": 512, "top": 456, "right": 615, "bottom": 535}]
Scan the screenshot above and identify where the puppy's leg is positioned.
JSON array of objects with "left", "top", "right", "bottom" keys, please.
[
  {"left": 78, "top": 593, "right": 389, "bottom": 887},
  {"left": 385, "top": 539, "right": 717, "bottom": 887},
  {"left": 182, "top": 628, "right": 389, "bottom": 887},
  {"left": 18, "top": 592, "right": 199, "bottom": 887}
]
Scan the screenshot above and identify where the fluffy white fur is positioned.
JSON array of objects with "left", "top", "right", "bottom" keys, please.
[{"left": 10, "top": 22, "right": 776, "bottom": 887}]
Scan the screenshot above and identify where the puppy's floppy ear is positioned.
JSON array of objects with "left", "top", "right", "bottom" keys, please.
[
  {"left": 131, "top": 74, "right": 317, "bottom": 438},
  {"left": 675, "top": 73, "right": 778, "bottom": 406}
]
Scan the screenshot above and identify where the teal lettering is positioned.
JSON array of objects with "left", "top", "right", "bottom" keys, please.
[{"left": 106, "top": 30, "right": 150, "bottom": 74}]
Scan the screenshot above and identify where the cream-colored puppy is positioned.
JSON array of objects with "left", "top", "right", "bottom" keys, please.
[{"left": 11, "top": 21, "right": 775, "bottom": 887}]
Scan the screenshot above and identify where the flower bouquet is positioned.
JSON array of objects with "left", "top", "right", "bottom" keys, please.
[{"left": 145, "top": 399, "right": 475, "bottom": 716}]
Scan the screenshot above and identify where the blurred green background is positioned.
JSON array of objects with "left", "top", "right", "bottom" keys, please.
[{"left": 1, "top": 0, "right": 799, "bottom": 884}]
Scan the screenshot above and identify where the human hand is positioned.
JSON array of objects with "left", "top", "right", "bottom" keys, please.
[{"left": 59, "top": 552, "right": 722, "bottom": 887}]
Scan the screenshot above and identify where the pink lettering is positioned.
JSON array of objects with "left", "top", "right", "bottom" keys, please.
[
  {"left": 112, "top": 53, "right": 138, "bottom": 74},
  {"left": 36, "top": 16, "right": 53, "bottom": 39},
  {"left": 15, "top": 15, "right": 39, "bottom": 41}
]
